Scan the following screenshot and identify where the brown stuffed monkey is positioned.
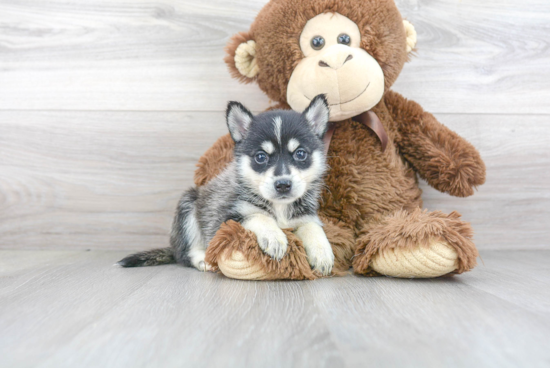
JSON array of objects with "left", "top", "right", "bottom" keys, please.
[{"left": 200, "top": 0, "right": 486, "bottom": 280}]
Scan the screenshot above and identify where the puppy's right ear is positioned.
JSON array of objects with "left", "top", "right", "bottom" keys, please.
[{"left": 226, "top": 101, "right": 254, "bottom": 143}]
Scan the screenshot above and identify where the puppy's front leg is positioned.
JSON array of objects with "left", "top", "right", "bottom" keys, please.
[
  {"left": 242, "top": 214, "right": 288, "bottom": 261},
  {"left": 295, "top": 222, "right": 334, "bottom": 276}
]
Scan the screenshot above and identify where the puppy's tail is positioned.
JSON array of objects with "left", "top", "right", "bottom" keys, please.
[{"left": 116, "top": 247, "right": 175, "bottom": 267}]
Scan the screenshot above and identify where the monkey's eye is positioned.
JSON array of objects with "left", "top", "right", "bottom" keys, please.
[
  {"left": 337, "top": 33, "right": 351, "bottom": 45},
  {"left": 311, "top": 36, "right": 325, "bottom": 50},
  {"left": 293, "top": 149, "right": 307, "bottom": 162},
  {"left": 254, "top": 151, "right": 268, "bottom": 164}
]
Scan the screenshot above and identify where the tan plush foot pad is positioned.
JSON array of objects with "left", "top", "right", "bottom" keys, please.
[
  {"left": 205, "top": 220, "right": 318, "bottom": 281},
  {"left": 370, "top": 240, "right": 458, "bottom": 278},
  {"left": 218, "top": 251, "right": 270, "bottom": 280}
]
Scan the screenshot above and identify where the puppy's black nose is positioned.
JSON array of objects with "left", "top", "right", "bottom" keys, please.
[{"left": 275, "top": 180, "right": 292, "bottom": 194}]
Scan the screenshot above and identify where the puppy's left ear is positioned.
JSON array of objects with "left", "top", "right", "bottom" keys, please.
[
  {"left": 303, "top": 94, "right": 330, "bottom": 138},
  {"left": 226, "top": 101, "right": 254, "bottom": 143}
]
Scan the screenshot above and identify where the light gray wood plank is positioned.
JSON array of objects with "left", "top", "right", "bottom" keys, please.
[
  {"left": 0, "top": 0, "right": 549, "bottom": 113},
  {"left": 422, "top": 113, "right": 550, "bottom": 250},
  {"left": 0, "top": 250, "right": 549, "bottom": 368},
  {"left": 393, "top": 0, "right": 550, "bottom": 114},
  {"left": 0, "top": 251, "right": 164, "bottom": 368},
  {"left": 0, "top": 111, "right": 227, "bottom": 250},
  {"left": 0, "top": 251, "right": 343, "bottom": 368},
  {"left": 306, "top": 262, "right": 550, "bottom": 368},
  {"left": 0, "top": 0, "right": 270, "bottom": 112},
  {"left": 0, "top": 250, "right": 82, "bottom": 276},
  {"left": 0, "top": 250, "right": 88, "bottom": 296},
  {"left": 460, "top": 250, "right": 550, "bottom": 315},
  {"left": 0, "top": 111, "right": 548, "bottom": 251}
]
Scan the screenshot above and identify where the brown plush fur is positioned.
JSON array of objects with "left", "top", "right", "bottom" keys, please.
[
  {"left": 386, "top": 91, "right": 486, "bottom": 197},
  {"left": 194, "top": 134, "right": 234, "bottom": 187},
  {"left": 199, "top": 0, "right": 485, "bottom": 279},
  {"left": 205, "top": 217, "right": 355, "bottom": 280},
  {"left": 320, "top": 216, "right": 356, "bottom": 275},
  {"left": 205, "top": 221, "right": 317, "bottom": 280}
]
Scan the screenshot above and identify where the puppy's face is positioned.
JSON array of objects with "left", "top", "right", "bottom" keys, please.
[
  {"left": 237, "top": 116, "right": 325, "bottom": 204},
  {"left": 227, "top": 96, "right": 329, "bottom": 204}
]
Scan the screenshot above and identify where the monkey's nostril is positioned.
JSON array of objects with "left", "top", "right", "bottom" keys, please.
[
  {"left": 318, "top": 60, "right": 330, "bottom": 68},
  {"left": 344, "top": 54, "right": 353, "bottom": 63}
]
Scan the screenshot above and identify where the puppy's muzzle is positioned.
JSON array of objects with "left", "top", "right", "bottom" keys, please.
[{"left": 274, "top": 179, "right": 292, "bottom": 194}]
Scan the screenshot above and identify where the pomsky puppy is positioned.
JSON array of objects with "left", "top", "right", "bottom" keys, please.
[{"left": 117, "top": 95, "right": 334, "bottom": 275}]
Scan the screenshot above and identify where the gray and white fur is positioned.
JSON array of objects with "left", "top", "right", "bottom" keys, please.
[{"left": 117, "top": 95, "right": 334, "bottom": 275}]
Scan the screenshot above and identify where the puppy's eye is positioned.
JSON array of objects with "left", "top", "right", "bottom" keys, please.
[
  {"left": 337, "top": 33, "right": 351, "bottom": 45},
  {"left": 293, "top": 149, "right": 307, "bottom": 162},
  {"left": 311, "top": 36, "right": 325, "bottom": 50},
  {"left": 254, "top": 151, "right": 268, "bottom": 164}
]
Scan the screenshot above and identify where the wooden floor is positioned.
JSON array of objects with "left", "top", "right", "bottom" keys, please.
[{"left": 1, "top": 249, "right": 549, "bottom": 368}]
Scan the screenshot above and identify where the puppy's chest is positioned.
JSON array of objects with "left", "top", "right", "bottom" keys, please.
[{"left": 271, "top": 203, "right": 306, "bottom": 229}]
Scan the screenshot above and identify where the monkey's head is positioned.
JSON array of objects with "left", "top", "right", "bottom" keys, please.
[{"left": 225, "top": 0, "right": 416, "bottom": 122}]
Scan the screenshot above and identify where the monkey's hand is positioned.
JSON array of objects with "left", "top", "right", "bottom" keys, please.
[{"left": 386, "top": 90, "right": 486, "bottom": 197}]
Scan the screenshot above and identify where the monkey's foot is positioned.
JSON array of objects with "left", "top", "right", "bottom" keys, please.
[
  {"left": 217, "top": 251, "right": 270, "bottom": 280},
  {"left": 353, "top": 209, "right": 478, "bottom": 278},
  {"left": 369, "top": 239, "right": 459, "bottom": 278}
]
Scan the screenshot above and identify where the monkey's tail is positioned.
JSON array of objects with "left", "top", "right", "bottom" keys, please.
[{"left": 116, "top": 247, "right": 175, "bottom": 267}]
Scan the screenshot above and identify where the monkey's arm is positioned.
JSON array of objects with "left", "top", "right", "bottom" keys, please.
[
  {"left": 385, "top": 90, "right": 486, "bottom": 197},
  {"left": 194, "top": 134, "right": 235, "bottom": 186}
]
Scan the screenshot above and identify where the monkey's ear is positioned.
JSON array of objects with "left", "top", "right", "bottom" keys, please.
[
  {"left": 303, "top": 94, "right": 330, "bottom": 138},
  {"left": 403, "top": 20, "right": 417, "bottom": 53},
  {"left": 226, "top": 101, "right": 254, "bottom": 143},
  {"left": 224, "top": 32, "right": 259, "bottom": 84}
]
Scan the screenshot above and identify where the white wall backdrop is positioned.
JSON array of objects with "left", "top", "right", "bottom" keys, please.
[{"left": 0, "top": 0, "right": 549, "bottom": 250}]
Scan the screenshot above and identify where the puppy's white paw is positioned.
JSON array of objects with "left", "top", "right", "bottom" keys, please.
[
  {"left": 256, "top": 228, "right": 288, "bottom": 261},
  {"left": 243, "top": 214, "right": 288, "bottom": 261},
  {"left": 190, "top": 248, "right": 212, "bottom": 272},
  {"left": 295, "top": 222, "right": 334, "bottom": 276},
  {"left": 305, "top": 239, "right": 334, "bottom": 276},
  {"left": 197, "top": 260, "right": 214, "bottom": 272}
]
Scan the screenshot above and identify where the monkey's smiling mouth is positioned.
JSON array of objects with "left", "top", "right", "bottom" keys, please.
[{"left": 304, "top": 82, "right": 370, "bottom": 106}]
